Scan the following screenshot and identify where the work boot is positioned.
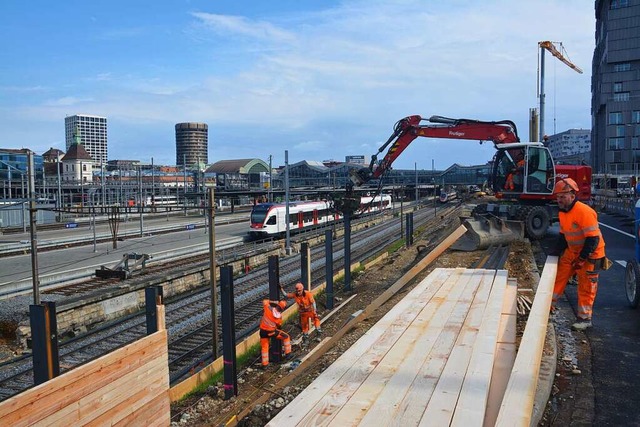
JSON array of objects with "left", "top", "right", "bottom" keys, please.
[
  {"left": 316, "top": 328, "right": 323, "bottom": 336},
  {"left": 302, "top": 333, "right": 309, "bottom": 343},
  {"left": 571, "top": 319, "right": 592, "bottom": 331}
]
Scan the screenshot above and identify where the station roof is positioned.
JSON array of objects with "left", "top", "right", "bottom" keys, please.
[{"left": 206, "top": 159, "right": 270, "bottom": 174}]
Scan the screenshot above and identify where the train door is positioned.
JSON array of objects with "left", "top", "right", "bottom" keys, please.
[
  {"left": 297, "top": 211, "right": 304, "bottom": 229},
  {"left": 313, "top": 209, "right": 318, "bottom": 225}
]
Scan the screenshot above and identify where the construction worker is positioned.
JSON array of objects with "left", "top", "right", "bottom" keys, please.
[
  {"left": 504, "top": 158, "right": 525, "bottom": 191},
  {"left": 259, "top": 299, "right": 291, "bottom": 367},
  {"left": 550, "top": 177, "right": 607, "bottom": 330},
  {"left": 282, "top": 282, "right": 322, "bottom": 343}
]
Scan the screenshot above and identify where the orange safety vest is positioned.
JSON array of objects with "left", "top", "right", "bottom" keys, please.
[
  {"left": 558, "top": 201, "right": 605, "bottom": 259},
  {"left": 259, "top": 299, "right": 282, "bottom": 331},
  {"left": 287, "top": 291, "right": 316, "bottom": 312}
]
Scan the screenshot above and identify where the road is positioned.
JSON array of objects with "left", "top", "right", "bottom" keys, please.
[{"left": 541, "top": 211, "right": 640, "bottom": 425}]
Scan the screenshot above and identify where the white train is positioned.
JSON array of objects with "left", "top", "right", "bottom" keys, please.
[
  {"left": 439, "top": 190, "right": 458, "bottom": 203},
  {"left": 249, "top": 194, "right": 392, "bottom": 237}
]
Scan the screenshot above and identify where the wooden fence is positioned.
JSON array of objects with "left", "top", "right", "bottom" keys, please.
[{"left": 0, "top": 305, "right": 170, "bottom": 426}]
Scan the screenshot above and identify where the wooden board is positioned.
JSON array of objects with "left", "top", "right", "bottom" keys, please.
[
  {"left": 268, "top": 267, "right": 511, "bottom": 427},
  {"left": 495, "top": 257, "right": 558, "bottom": 426},
  {"left": 0, "top": 307, "right": 170, "bottom": 427}
]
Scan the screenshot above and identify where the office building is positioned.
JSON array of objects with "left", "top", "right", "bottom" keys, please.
[
  {"left": 592, "top": 0, "right": 640, "bottom": 174},
  {"left": 65, "top": 114, "right": 108, "bottom": 167},
  {"left": 176, "top": 122, "right": 208, "bottom": 167},
  {"left": 546, "top": 129, "right": 591, "bottom": 165}
]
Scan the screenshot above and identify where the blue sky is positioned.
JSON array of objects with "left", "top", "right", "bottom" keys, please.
[{"left": 0, "top": 0, "right": 594, "bottom": 170}]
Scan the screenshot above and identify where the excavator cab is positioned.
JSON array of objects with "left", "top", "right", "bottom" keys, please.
[{"left": 492, "top": 143, "right": 555, "bottom": 198}]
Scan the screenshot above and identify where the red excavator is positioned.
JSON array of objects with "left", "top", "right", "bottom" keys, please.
[{"left": 348, "top": 115, "right": 592, "bottom": 249}]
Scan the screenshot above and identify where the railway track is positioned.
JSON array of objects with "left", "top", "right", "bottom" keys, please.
[{"left": 0, "top": 204, "right": 465, "bottom": 400}]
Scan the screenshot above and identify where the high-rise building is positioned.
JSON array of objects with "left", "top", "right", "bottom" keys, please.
[
  {"left": 546, "top": 129, "right": 591, "bottom": 165},
  {"left": 65, "top": 114, "right": 108, "bottom": 167},
  {"left": 592, "top": 0, "right": 640, "bottom": 175},
  {"left": 176, "top": 122, "right": 208, "bottom": 167}
]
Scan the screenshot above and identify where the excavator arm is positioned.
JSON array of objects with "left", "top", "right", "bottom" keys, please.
[{"left": 350, "top": 115, "right": 520, "bottom": 186}]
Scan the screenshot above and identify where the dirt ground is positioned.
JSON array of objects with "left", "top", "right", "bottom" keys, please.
[{"left": 169, "top": 230, "right": 542, "bottom": 426}]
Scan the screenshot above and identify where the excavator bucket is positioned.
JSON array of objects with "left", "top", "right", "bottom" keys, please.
[{"left": 450, "top": 216, "right": 524, "bottom": 251}]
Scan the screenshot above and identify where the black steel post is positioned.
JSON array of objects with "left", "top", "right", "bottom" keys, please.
[
  {"left": 344, "top": 211, "right": 352, "bottom": 292},
  {"left": 145, "top": 286, "right": 163, "bottom": 335},
  {"left": 301, "top": 242, "right": 311, "bottom": 289},
  {"left": 30, "top": 301, "right": 60, "bottom": 385},
  {"left": 410, "top": 212, "right": 414, "bottom": 245},
  {"left": 268, "top": 255, "right": 282, "bottom": 363},
  {"left": 325, "top": 230, "right": 334, "bottom": 309},
  {"left": 405, "top": 213, "right": 411, "bottom": 248},
  {"left": 220, "top": 266, "right": 237, "bottom": 399}
]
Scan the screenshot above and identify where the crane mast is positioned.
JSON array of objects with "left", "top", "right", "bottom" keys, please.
[{"left": 538, "top": 40, "right": 583, "bottom": 142}]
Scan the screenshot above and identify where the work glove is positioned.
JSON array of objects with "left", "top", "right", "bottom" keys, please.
[{"left": 571, "top": 257, "right": 586, "bottom": 270}]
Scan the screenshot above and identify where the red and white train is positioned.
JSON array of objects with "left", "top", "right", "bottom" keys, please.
[{"left": 249, "top": 194, "right": 392, "bottom": 238}]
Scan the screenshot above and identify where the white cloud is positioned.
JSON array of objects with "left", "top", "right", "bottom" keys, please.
[{"left": 0, "top": 0, "right": 595, "bottom": 169}]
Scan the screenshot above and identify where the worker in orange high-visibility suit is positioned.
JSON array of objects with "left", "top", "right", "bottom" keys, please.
[
  {"left": 282, "top": 283, "right": 322, "bottom": 343},
  {"left": 550, "top": 178, "right": 606, "bottom": 331},
  {"left": 259, "top": 299, "right": 291, "bottom": 367},
  {"left": 504, "top": 158, "right": 525, "bottom": 191}
]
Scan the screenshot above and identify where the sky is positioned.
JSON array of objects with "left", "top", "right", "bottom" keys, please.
[{"left": 0, "top": 0, "right": 595, "bottom": 171}]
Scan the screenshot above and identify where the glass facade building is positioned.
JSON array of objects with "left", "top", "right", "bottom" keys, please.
[{"left": 592, "top": 0, "right": 640, "bottom": 174}]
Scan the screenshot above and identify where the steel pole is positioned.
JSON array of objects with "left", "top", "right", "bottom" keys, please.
[
  {"left": 27, "top": 151, "right": 41, "bottom": 305},
  {"left": 208, "top": 187, "right": 219, "bottom": 358},
  {"left": 285, "top": 150, "right": 291, "bottom": 255}
]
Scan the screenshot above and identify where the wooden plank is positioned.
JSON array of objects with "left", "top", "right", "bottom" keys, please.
[
  {"left": 0, "top": 331, "right": 167, "bottom": 425},
  {"left": 82, "top": 365, "right": 169, "bottom": 426},
  {"left": 450, "top": 270, "right": 508, "bottom": 426},
  {"left": 371, "top": 269, "right": 485, "bottom": 426},
  {"left": 113, "top": 392, "right": 170, "bottom": 427},
  {"left": 46, "top": 353, "right": 168, "bottom": 426},
  {"left": 347, "top": 268, "right": 482, "bottom": 427},
  {"left": 417, "top": 269, "right": 496, "bottom": 426},
  {"left": 280, "top": 269, "right": 455, "bottom": 427},
  {"left": 495, "top": 257, "right": 557, "bottom": 426},
  {"left": 483, "top": 343, "right": 516, "bottom": 427},
  {"left": 483, "top": 279, "right": 518, "bottom": 427},
  {"left": 268, "top": 268, "right": 455, "bottom": 426}
]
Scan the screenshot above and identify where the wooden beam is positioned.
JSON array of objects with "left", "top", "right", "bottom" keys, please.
[{"left": 495, "top": 257, "right": 557, "bottom": 426}]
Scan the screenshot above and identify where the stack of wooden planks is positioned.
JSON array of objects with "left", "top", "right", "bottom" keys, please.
[{"left": 268, "top": 267, "right": 521, "bottom": 426}]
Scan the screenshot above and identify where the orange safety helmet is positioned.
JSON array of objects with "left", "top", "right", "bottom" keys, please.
[
  {"left": 295, "top": 282, "right": 304, "bottom": 292},
  {"left": 554, "top": 178, "right": 579, "bottom": 194},
  {"left": 277, "top": 300, "right": 287, "bottom": 310}
]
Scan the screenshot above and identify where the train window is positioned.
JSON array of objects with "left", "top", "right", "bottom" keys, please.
[
  {"left": 266, "top": 216, "right": 276, "bottom": 225},
  {"left": 304, "top": 211, "right": 314, "bottom": 223},
  {"left": 289, "top": 213, "right": 297, "bottom": 224}
]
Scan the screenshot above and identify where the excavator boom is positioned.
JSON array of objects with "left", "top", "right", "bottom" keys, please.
[{"left": 351, "top": 115, "right": 519, "bottom": 186}]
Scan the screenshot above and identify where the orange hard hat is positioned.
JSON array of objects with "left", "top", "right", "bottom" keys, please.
[
  {"left": 554, "top": 178, "right": 579, "bottom": 194},
  {"left": 295, "top": 283, "right": 304, "bottom": 292},
  {"left": 278, "top": 300, "right": 287, "bottom": 310}
]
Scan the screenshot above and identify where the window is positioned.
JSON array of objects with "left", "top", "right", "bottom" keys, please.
[
  {"left": 611, "top": 0, "right": 629, "bottom": 8},
  {"left": 616, "top": 125, "right": 626, "bottom": 137},
  {"left": 633, "top": 111, "right": 640, "bottom": 123},
  {"left": 614, "top": 63, "right": 631, "bottom": 72},
  {"left": 609, "top": 112, "right": 623, "bottom": 124},
  {"left": 614, "top": 82, "right": 623, "bottom": 92},
  {"left": 608, "top": 137, "right": 625, "bottom": 150},
  {"left": 614, "top": 92, "right": 630, "bottom": 101},
  {"left": 633, "top": 138, "right": 640, "bottom": 150}
]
